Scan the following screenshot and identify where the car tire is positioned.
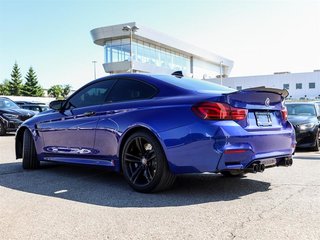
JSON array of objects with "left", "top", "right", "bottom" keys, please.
[
  {"left": 310, "top": 130, "right": 320, "bottom": 151},
  {"left": 0, "top": 121, "right": 6, "bottom": 136},
  {"left": 220, "top": 171, "right": 245, "bottom": 177},
  {"left": 22, "top": 130, "right": 40, "bottom": 169},
  {"left": 121, "top": 130, "right": 176, "bottom": 193}
]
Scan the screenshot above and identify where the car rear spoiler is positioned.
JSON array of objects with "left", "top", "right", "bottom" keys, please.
[{"left": 241, "top": 86, "right": 289, "bottom": 98}]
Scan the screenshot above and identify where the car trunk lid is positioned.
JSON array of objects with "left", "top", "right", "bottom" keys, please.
[
  {"left": 223, "top": 87, "right": 287, "bottom": 130},
  {"left": 226, "top": 87, "right": 287, "bottom": 110}
]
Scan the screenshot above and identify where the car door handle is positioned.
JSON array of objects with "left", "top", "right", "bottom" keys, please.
[{"left": 83, "top": 111, "right": 96, "bottom": 117}]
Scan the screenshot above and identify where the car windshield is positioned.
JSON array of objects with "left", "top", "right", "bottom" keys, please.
[
  {"left": 154, "top": 75, "right": 235, "bottom": 93},
  {"left": 0, "top": 98, "right": 20, "bottom": 109},
  {"left": 286, "top": 104, "right": 316, "bottom": 116}
]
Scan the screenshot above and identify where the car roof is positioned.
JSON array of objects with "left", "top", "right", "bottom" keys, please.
[
  {"left": 16, "top": 101, "right": 46, "bottom": 105},
  {"left": 21, "top": 104, "right": 40, "bottom": 107},
  {"left": 21, "top": 103, "right": 47, "bottom": 105},
  {"left": 91, "top": 73, "right": 234, "bottom": 96}
]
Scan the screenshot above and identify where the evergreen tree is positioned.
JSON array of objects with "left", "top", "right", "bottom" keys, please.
[
  {"left": 8, "top": 62, "right": 23, "bottom": 96},
  {"left": 22, "top": 67, "right": 44, "bottom": 97},
  {"left": 0, "top": 79, "right": 10, "bottom": 95}
]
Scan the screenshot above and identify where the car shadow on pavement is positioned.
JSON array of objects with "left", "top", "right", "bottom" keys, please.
[
  {"left": 1, "top": 133, "right": 15, "bottom": 137},
  {"left": 0, "top": 161, "right": 271, "bottom": 208}
]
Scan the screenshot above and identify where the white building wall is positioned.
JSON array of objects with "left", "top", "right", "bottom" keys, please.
[
  {"left": 207, "top": 71, "right": 320, "bottom": 99},
  {"left": 192, "top": 58, "right": 221, "bottom": 79}
]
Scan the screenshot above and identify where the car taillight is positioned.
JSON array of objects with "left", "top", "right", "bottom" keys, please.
[
  {"left": 281, "top": 107, "right": 288, "bottom": 121},
  {"left": 192, "top": 102, "right": 248, "bottom": 120}
]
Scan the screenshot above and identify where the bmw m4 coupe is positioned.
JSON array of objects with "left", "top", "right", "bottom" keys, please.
[{"left": 15, "top": 74, "right": 295, "bottom": 192}]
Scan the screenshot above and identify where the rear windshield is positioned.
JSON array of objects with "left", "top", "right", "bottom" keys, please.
[
  {"left": 0, "top": 98, "right": 20, "bottom": 109},
  {"left": 286, "top": 104, "right": 316, "bottom": 116},
  {"left": 154, "top": 75, "right": 234, "bottom": 93}
]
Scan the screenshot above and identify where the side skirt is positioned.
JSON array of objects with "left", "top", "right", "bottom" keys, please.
[{"left": 42, "top": 156, "right": 116, "bottom": 168}]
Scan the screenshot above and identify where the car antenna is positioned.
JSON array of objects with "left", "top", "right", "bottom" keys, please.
[{"left": 172, "top": 71, "right": 183, "bottom": 78}]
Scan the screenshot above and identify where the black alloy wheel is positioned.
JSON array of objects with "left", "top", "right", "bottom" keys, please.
[{"left": 122, "top": 130, "right": 175, "bottom": 193}]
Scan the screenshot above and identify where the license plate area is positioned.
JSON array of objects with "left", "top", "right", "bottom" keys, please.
[
  {"left": 255, "top": 112, "right": 272, "bottom": 127},
  {"left": 259, "top": 158, "right": 277, "bottom": 166}
]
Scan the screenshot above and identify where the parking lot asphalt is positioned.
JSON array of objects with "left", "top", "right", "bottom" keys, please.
[{"left": 0, "top": 135, "right": 319, "bottom": 240}]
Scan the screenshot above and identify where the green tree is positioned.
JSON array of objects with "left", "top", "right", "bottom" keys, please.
[
  {"left": 0, "top": 79, "right": 10, "bottom": 95},
  {"left": 47, "top": 85, "right": 63, "bottom": 99},
  {"left": 62, "top": 84, "right": 71, "bottom": 98},
  {"left": 22, "top": 67, "right": 44, "bottom": 97},
  {"left": 8, "top": 62, "right": 23, "bottom": 96}
]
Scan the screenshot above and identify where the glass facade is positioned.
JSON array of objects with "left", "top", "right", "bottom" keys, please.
[
  {"left": 105, "top": 38, "right": 131, "bottom": 63},
  {"left": 104, "top": 38, "right": 190, "bottom": 72}
]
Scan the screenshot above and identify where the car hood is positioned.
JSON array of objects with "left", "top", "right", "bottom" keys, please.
[
  {"left": 0, "top": 108, "right": 35, "bottom": 116},
  {"left": 288, "top": 115, "right": 317, "bottom": 125}
]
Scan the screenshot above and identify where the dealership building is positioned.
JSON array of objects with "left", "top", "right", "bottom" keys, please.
[
  {"left": 207, "top": 71, "right": 320, "bottom": 100},
  {"left": 90, "top": 22, "right": 234, "bottom": 79}
]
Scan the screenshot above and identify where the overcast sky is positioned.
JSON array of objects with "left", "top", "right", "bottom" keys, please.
[{"left": 0, "top": 0, "right": 319, "bottom": 89}]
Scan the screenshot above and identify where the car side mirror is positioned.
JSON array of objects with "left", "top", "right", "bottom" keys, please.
[{"left": 49, "top": 100, "right": 66, "bottom": 111}]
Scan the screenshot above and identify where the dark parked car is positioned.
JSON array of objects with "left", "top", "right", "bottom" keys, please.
[
  {"left": 285, "top": 102, "right": 320, "bottom": 150},
  {"left": 15, "top": 74, "right": 295, "bottom": 192},
  {"left": 0, "top": 97, "right": 35, "bottom": 135},
  {"left": 20, "top": 104, "right": 49, "bottom": 113}
]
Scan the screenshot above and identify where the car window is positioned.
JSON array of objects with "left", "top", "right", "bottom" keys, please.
[
  {"left": 65, "top": 80, "right": 116, "bottom": 109},
  {"left": 286, "top": 104, "right": 317, "bottom": 116},
  {"left": 30, "top": 106, "right": 40, "bottom": 112},
  {"left": 41, "top": 106, "right": 49, "bottom": 112},
  {"left": 27, "top": 106, "right": 40, "bottom": 113},
  {"left": 106, "top": 79, "right": 157, "bottom": 103},
  {"left": 22, "top": 106, "right": 38, "bottom": 111}
]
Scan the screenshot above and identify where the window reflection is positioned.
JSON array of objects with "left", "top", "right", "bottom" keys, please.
[{"left": 104, "top": 39, "right": 190, "bottom": 72}]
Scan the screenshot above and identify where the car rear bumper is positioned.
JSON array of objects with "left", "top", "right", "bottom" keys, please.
[
  {"left": 161, "top": 120, "right": 295, "bottom": 174},
  {"left": 216, "top": 129, "right": 295, "bottom": 171}
]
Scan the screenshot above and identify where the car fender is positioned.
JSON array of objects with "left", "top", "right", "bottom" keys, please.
[
  {"left": 15, "top": 123, "right": 41, "bottom": 159},
  {"left": 118, "top": 122, "right": 171, "bottom": 170}
]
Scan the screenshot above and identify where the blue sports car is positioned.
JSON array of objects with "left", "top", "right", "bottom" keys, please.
[{"left": 15, "top": 73, "right": 295, "bottom": 192}]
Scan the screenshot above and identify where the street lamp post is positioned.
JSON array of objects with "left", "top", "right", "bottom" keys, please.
[
  {"left": 122, "top": 25, "right": 139, "bottom": 73},
  {"left": 92, "top": 60, "right": 97, "bottom": 79}
]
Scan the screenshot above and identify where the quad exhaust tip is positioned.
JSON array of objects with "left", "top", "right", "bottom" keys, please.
[
  {"left": 277, "top": 158, "right": 293, "bottom": 167},
  {"left": 244, "top": 158, "right": 292, "bottom": 174},
  {"left": 246, "top": 163, "right": 265, "bottom": 173}
]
